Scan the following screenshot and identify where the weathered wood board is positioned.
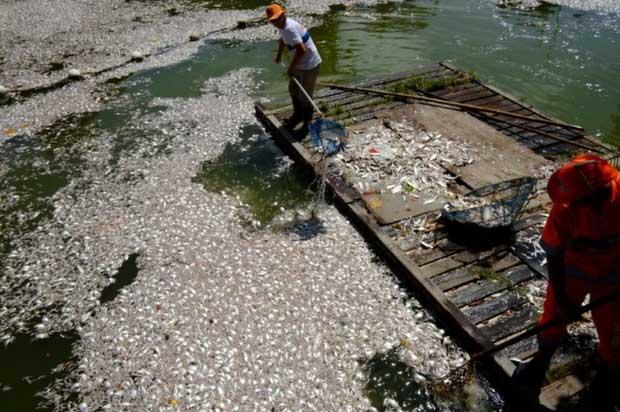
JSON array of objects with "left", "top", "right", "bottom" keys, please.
[
  {"left": 411, "top": 104, "right": 554, "bottom": 189},
  {"left": 360, "top": 187, "right": 447, "bottom": 224}
]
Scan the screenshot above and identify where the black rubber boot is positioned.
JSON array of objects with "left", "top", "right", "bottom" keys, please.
[
  {"left": 573, "top": 365, "right": 620, "bottom": 412},
  {"left": 282, "top": 114, "right": 302, "bottom": 131},
  {"left": 293, "top": 122, "right": 310, "bottom": 140},
  {"left": 511, "top": 346, "right": 556, "bottom": 405}
]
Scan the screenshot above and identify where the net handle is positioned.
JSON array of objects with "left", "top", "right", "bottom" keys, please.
[{"left": 290, "top": 76, "right": 324, "bottom": 117}]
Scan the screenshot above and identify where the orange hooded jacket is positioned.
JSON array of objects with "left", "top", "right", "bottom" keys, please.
[{"left": 541, "top": 155, "right": 620, "bottom": 281}]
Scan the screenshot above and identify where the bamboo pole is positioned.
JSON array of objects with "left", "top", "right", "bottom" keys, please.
[
  {"left": 318, "top": 81, "right": 584, "bottom": 131},
  {"left": 476, "top": 112, "right": 607, "bottom": 154}
]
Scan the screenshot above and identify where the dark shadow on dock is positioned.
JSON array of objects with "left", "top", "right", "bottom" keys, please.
[{"left": 443, "top": 224, "right": 516, "bottom": 252}]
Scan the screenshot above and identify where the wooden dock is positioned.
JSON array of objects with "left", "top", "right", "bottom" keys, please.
[{"left": 255, "top": 63, "right": 617, "bottom": 410}]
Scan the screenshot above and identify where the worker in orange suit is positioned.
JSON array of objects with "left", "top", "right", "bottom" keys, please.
[{"left": 512, "top": 154, "right": 620, "bottom": 410}]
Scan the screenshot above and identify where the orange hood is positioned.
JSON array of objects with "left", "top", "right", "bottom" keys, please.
[{"left": 547, "top": 154, "right": 619, "bottom": 205}]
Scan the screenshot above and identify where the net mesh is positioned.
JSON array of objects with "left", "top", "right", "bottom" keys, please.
[
  {"left": 310, "top": 118, "right": 346, "bottom": 156},
  {"left": 441, "top": 177, "right": 537, "bottom": 229},
  {"left": 308, "top": 118, "right": 346, "bottom": 216}
]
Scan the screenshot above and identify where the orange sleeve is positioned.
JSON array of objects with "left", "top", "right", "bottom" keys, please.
[{"left": 540, "top": 204, "right": 571, "bottom": 257}]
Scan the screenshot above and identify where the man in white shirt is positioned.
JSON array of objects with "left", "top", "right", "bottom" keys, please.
[{"left": 266, "top": 4, "right": 322, "bottom": 133}]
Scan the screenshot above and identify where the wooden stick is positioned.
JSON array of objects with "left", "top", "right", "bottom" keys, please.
[
  {"left": 476, "top": 112, "right": 608, "bottom": 154},
  {"left": 318, "top": 81, "right": 584, "bottom": 131}
]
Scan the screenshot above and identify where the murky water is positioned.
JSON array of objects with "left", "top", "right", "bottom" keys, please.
[
  {"left": 1, "top": 0, "right": 619, "bottom": 410},
  {"left": 0, "top": 332, "right": 79, "bottom": 412},
  {"left": 135, "top": 0, "right": 620, "bottom": 138},
  {"left": 193, "top": 124, "right": 314, "bottom": 224}
]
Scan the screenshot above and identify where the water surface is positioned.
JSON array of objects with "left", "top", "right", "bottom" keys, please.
[{"left": 1, "top": 0, "right": 620, "bottom": 410}]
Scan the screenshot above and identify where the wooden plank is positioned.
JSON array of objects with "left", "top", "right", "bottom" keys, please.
[
  {"left": 433, "top": 252, "right": 522, "bottom": 292},
  {"left": 501, "top": 334, "right": 538, "bottom": 360},
  {"left": 452, "top": 90, "right": 497, "bottom": 104},
  {"left": 475, "top": 79, "right": 605, "bottom": 156},
  {"left": 450, "top": 265, "right": 535, "bottom": 307},
  {"left": 343, "top": 102, "right": 406, "bottom": 125},
  {"left": 540, "top": 375, "right": 585, "bottom": 411},
  {"left": 420, "top": 244, "right": 509, "bottom": 277},
  {"left": 316, "top": 93, "right": 391, "bottom": 114},
  {"left": 457, "top": 73, "right": 612, "bottom": 153},
  {"left": 360, "top": 188, "right": 446, "bottom": 225},
  {"left": 346, "top": 201, "right": 510, "bottom": 366},
  {"left": 410, "top": 104, "right": 553, "bottom": 189},
  {"left": 538, "top": 124, "right": 583, "bottom": 138},
  {"left": 516, "top": 132, "right": 561, "bottom": 147},
  {"left": 461, "top": 94, "right": 505, "bottom": 108},
  {"left": 316, "top": 66, "right": 444, "bottom": 102},
  {"left": 403, "top": 68, "right": 457, "bottom": 83},
  {"left": 315, "top": 70, "right": 416, "bottom": 100},
  {"left": 414, "top": 236, "right": 468, "bottom": 265},
  {"left": 539, "top": 143, "right": 576, "bottom": 157},
  {"left": 329, "top": 97, "right": 396, "bottom": 122},
  {"left": 432, "top": 82, "right": 481, "bottom": 97},
  {"left": 463, "top": 291, "right": 526, "bottom": 324},
  {"left": 536, "top": 136, "right": 588, "bottom": 153},
  {"left": 490, "top": 100, "right": 526, "bottom": 113},
  {"left": 321, "top": 68, "right": 455, "bottom": 107},
  {"left": 479, "top": 305, "right": 539, "bottom": 342},
  {"left": 432, "top": 84, "right": 486, "bottom": 100}
]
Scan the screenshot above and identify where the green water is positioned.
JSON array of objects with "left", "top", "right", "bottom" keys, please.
[
  {"left": 1, "top": 0, "right": 620, "bottom": 410},
  {"left": 135, "top": 0, "right": 620, "bottom": 138},
  {"left": 363, "top": 347, "right": 442, "bottom": 412},
  {"left": 0, "top": 332, "right": 78, "bottom": 412},
  {"left": 192, "top": 124, "right": 315, "bottom": 224},
  {"left": 0, "top": 113, "right": 100, "bottom": 260}
]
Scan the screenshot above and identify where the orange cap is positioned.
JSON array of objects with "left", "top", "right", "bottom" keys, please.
[
  {"left": 547, "top": 154, "right": 619, "bottom": 205},
  {"left": 266, "top": 4, "right": 285, "bottom": 21}
]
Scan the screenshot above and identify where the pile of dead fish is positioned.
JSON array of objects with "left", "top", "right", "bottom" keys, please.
[
  {"left": 1, "top": 67, "right": 469, "bottom": 412},
  {"left": 332, "top": 121, "right": 477, "bottom": 202}
]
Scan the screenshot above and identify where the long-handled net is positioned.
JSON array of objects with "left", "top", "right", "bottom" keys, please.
[
  {"left": 289, "top": 76, "right": 346, "bottom": 215},
  {"left": 309, "top": 117, "right": 346, "bottom": 214}
]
